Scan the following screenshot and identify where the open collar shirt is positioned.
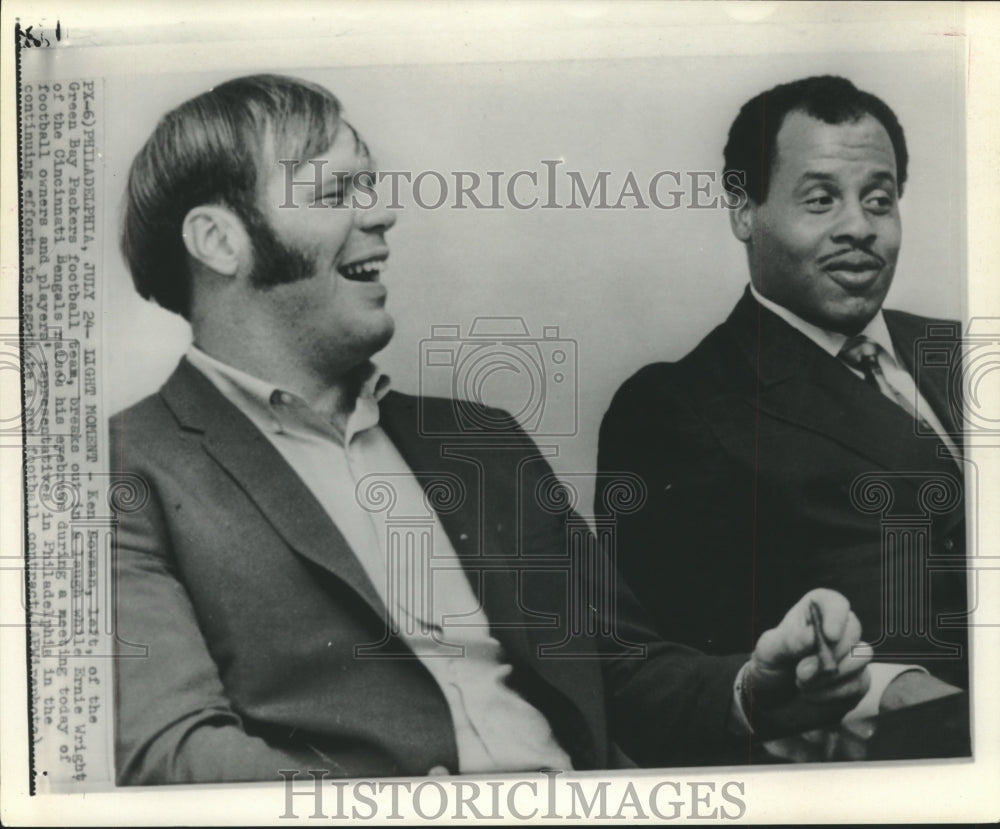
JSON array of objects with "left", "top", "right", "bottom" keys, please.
[{"left": 186, "top": 345, "right": 572, "bottom": 773}]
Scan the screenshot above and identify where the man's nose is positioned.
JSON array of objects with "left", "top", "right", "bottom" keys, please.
[
  {"left": 831, "top": 199, "right": 876, "bottom": 246},
  {"left": 356, "top": 201, "right": 396, "bottom": 234}
]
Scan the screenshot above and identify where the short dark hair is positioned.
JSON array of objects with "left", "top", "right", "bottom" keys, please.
[
  {"left": 723, "top": 75, "right": 908, "bottom": 205},
  {"left": 121, "top": 74, "right": 344, "bottom": 319}
]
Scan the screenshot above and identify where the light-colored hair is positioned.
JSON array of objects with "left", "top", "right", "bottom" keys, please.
[{"left": 121, "top": 74, "right": 344, "bottom": 318}]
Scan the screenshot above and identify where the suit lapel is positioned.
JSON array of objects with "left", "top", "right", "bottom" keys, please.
[
  {"left": 886, "top": 311, "right": 963, "bottom": 440},
  {"left": 159, "top": 359, "right": 389, "bottom": 621},
  {"left": 726, "top": 292, "right": 955, "bottom": 475},
  {"left": 163, "top": 365, "right": 540, "bottom": 668},
  {"left": 380, "top": 394, "right": 606, "bottom": 727},
  {"left": 379, "top": 392, "right": 538, "bottom": 669}
]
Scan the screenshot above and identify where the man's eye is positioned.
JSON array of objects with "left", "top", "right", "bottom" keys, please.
[
  {"left": 865, "top": 193, "right": 896, "bottom": 214},
  {"left": 803, "top": 193, "right": 834, "bottom": 211},
  {"left": 317, "top": 190, "right": 345, "bottom": 207}
]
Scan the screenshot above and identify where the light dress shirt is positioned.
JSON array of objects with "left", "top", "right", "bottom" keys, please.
[
  {"left": 748, "top": 287, "right": 936, "bottom": 718},
  {"left": 186, "top": 345, "right": 573, "bottom": 773}
]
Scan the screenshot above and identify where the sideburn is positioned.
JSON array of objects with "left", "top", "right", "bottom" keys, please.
[{"left": 236, "top": 203, "right": 316, "bottom": 290}]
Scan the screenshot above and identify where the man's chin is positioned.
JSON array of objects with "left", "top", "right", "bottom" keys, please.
[
  {"left": 367, "top": 316, "right": 396, "bottom": 356},
  {"left": 337, "top": 320, "right": 395, "bottom": 382},
  {"left": 823, "top": 305, "right": 883, "bottom": 337}
]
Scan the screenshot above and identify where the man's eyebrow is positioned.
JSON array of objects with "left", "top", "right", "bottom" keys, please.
[
  {"left": 793, "top": 169, "right": 897, "bottom": 187},
  {"left": 867, "top": 170, "right": 897, "bottom": 185},
  {"left": 795, "top": 171, "right": 838, "bottom": 185},
  {"left": 344, "top": 123, "right": 372, "bottom": 161},
  {"left": 318, "top": 158, "right": 377, "bottom": 190}
]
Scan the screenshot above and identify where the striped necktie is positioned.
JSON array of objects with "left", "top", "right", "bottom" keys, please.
[{"left": 838, "top": 335, "right": 933, "bottom": 432}]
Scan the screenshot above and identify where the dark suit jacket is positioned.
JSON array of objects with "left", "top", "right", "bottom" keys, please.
[
  {"left": 110, "top": 358, "right": 746, "bottom": 785},
  {"left": 597, "top": 290, "right": 968, "bottom": 688}
]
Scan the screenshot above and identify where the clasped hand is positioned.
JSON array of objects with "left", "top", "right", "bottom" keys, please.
[{"left": 743, "top": 588, "right": 872, "bottom": 736}]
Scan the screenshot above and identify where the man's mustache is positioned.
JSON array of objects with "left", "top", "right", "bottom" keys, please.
[{"left": 818, "top": 248, "right": 887, "bottom": 269}]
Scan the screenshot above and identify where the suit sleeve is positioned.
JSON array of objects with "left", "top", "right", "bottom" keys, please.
[
  {"left": 598, "top": 571, "right": 749, "bottom": 767},
  {"left": 596, "top": 367, "right": 758, "bottom": 657},
  {"left": 508, "top": 417, "right": 747, "bottom": 768},
  {"left": 113, "top": 458, "right": 328, "bottom": 785}
]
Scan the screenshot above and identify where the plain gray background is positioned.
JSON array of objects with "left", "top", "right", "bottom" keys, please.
[{"left": 104, "top": 49, "right": 966, "bottom": 514}]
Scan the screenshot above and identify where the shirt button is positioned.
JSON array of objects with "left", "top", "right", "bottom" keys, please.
[{"left": 427, "top": 765, "right": 450, "bottom": 776}]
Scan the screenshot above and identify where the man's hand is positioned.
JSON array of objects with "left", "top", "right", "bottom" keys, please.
[{"left": 742, "top": 588, "right": 873, "bottom": 737}]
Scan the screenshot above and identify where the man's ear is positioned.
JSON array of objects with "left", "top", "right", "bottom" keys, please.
[
  {"left": 728, "top": 195, "right": 758, "bottom": 245},
  {"left": 181, "top": 205, "right": 249, "bottom": 277}
]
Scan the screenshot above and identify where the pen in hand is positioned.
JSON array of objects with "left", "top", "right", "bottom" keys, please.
[{"left": 809, "top": 600, "right": 838, "bottom": 673}]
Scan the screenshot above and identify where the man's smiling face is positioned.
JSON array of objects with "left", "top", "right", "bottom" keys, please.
[
  {"left": 739, "top": 110, "right": 902, "bottom": 336},
  {"left": 249, "top": 122, "right": 397, "bottom": 378}
]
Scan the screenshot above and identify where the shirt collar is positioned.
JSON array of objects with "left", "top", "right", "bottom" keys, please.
[
  {"left": 749, "top": 283, "right": 898, "bottom": 365},
  {"left": 185, "top": 345, "right": 391, "bottom": 442}
]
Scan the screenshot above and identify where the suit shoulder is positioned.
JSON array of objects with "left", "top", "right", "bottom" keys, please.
[
  {"left": 109, "top": 391, "right": 175, "bottom": 436},
  {"left": 608, "top": 322, "right": 738, "bottom": 406},
  {"left": 383, "top": 390, "right": 525, "bottom": 436},
  {"left": 884, "top": 308, "right": 961, "bottom": 341},
  {"left": 108, "top": 391, "right": 184, "bottom": 469}
]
